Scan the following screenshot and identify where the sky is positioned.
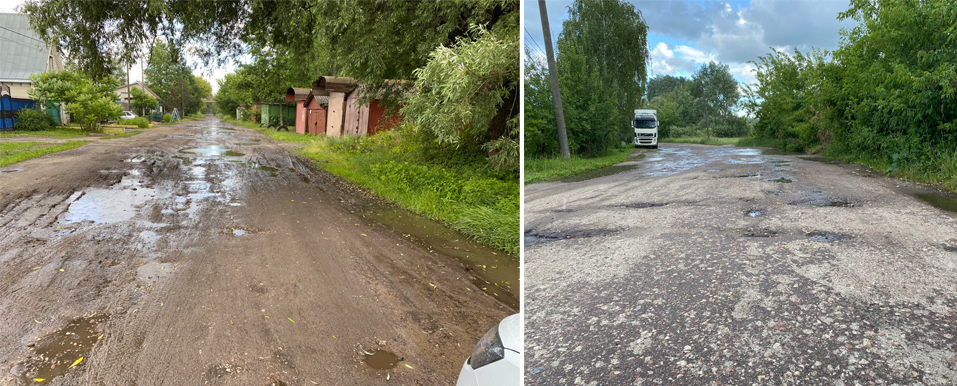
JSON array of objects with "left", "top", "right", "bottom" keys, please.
[
  {"left": 0, "top": 0, "right": 232, "bottom": 94},
  {"left": 524, "top": 0, "right": 856, "bottom": 86}
]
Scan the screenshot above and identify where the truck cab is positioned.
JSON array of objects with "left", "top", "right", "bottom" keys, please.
[{"left": 634, "top": 109, "right": 658, "bottom": 149}]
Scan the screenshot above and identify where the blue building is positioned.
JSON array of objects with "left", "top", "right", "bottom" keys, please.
[{"left": 0, "top": 13, "right": 66, "bottom": 130}]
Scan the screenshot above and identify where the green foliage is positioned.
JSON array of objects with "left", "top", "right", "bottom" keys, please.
[
  {"left": 523, "top": 50, "right": 559, "bottom": 158},
  {"left": 402, "top": 24, "right": 519, "bottom": 172},
  {"left": 27, "top": 70, "right": 82, "bottom": 122},
  {"left": 119, "top": 117, "right": 150, "bottom": 128},
  {"left": 524, "top": 0, "right": 650, "bottom": 159},
  {"left": 59, "top": 76, "right": 122, "bottom": 131},
  {"left": 525, "top": 148, "right": 637, "bottom": 184},
  {"left": 291, "top": 126, "right": 519, "bottom": 254},
  {"left": 690, "top": 61, "right": 740, "bottom": 138},
  {"left": 562, "top": 0, "right": 649, "bottom": 143},
  {"left": 163, "top": 113, "right": 172, "bottom": 123},
  {"left": 14, "top": 108, "right": 55, "bottom": 131},
  {"left": 129, "top": 87, "right": 159, "bottom": 116},
  {"left": 145, "top": 41, "right": 211, "bottom": 115}
]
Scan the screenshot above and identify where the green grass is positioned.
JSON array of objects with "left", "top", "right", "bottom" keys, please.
[
  {"left": 525, "top": 148, "right": 638, "bottom": 184},
  {"left": 0, "top": 140, "right": 87, "bottom": 167},
  {"left": 661, "top": 136, "right": 746, "bottom": 145},
  {"left": 0, "top": 127, "right": 90, "bottom": 138},
  {"left": 221, "top": 115, "right": 519, "bottom": 256}
]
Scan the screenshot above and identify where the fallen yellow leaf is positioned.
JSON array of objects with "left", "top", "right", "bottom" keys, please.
[
  {"left": 34, "top": 378, "right": 44, "bottom": 382},
  {"left": 70, "top": 357, "right": 83, "bottom": 368}
]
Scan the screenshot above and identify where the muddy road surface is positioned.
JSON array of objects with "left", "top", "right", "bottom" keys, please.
[
  {"left": 0, "top": 117, "right": 512, "bottom": 385},
  {"left": 525, "top": 143, "right": 957, "bottom": 385}
]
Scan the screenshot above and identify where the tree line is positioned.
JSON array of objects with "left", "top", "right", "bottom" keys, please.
[
  {"left": 21, "top": 0, "right": 519, "bottom": 173},
  {"left": 746, "top": 0, "right": 957, "bottom": 184},
  {"left": 524, "top": 0, "right": 748, "bottom": 159}
]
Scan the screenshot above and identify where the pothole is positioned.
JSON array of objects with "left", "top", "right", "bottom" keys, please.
[
  {"left": 766, "top": 177, "right": 792, "bottom": 183},
  {"left": 616, "top": 202, "right": 664, "bottom": 209},
  {"left": 790, "top": 199, "right": 856, "bottom": 207},
  {"left": 806, "top": 231, "right": 851, "bottom": 242},
  {"left": 742, "top": 227, "right": 778, "bottom": 238},
  {"left": 136, "top": 262, "right": 173, "bottom": 284},
  {"left": 178, "top": 146, "right": 245, "bottom": 157},
  {"left": 362, "top": 349, "right": 400, "bottom": 370},
  {"left": 745, "top": 208, "right": 764, "bottom": 217},
  {"left": 15, "top": 313, "right": 108, "bottom": 384},
  {"left": 524, "top": 229, "right": 620, "bottom": 245}
]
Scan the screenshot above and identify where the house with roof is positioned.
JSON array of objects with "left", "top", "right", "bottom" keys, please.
[
  {"left": 113, "top": 81, "right": 164, "bottom": 116},
  {"left": 0, "top": 13, "right": 65, "bottom": 129}
]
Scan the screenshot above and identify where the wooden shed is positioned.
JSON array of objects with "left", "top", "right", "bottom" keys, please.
[
  {"left": 285, "top": 87, "right": 311, "bottom": 134},
  {"left": 311, "top": 76, "right": 404, "bottom": 137},
  {"left": 312, "top": 76, "right": 358, "bottom": 137},
  {"left": 303, "top": 90, "right": 329, "bottom": 136}
]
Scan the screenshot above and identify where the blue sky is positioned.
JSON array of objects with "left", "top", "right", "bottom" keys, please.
[{"left": 524, "top": 0, "right": 856, "bottom": 86}]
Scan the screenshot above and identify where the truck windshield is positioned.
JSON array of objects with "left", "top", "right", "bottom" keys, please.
[{"left": 634, "top": 119, "right": 656, "bottom": 128}]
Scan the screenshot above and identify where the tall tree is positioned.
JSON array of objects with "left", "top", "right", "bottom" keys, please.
[
  {"left": 690, "top": 61, "right": 739, "bottom": 140},
  {"left": 561, "top": 0, "right": 649, "bottom": 142}
]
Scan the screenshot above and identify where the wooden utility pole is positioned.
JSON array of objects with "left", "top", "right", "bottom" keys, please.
[
  {"left": 126, "top": 62, "right": 131, "bottom": 112},
  {"left": 538, "top": 0, "right": 570, "bottom": 159}
]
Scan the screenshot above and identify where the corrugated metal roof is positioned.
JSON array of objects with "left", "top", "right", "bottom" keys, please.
[
  {"left": 0, "top": 13, "right": 51, "bottom": 81},
  {"left": 285, "top": 87, "right": 311, "bottom": 102}
]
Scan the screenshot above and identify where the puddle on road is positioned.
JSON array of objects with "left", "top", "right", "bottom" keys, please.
[
  {"left": 61, "top": 176, "right": 163, "bottom": 224},
  {"left": 137, "top": 262, "right": 173, "bottom": 284},
  {"left": 358, "top": 201, "right": 519, "bottom": 309},
  {"left": 799, "top": 156, "right": 843, "bottom": 164},
  {"left": 807, "top": 231, "right": 851, "bottom": 242},
  {"left": 363, "top": 349, "right": 400, "bottom": 370},
  {"left": 16, "top": 314, "right": 107, "bottom": 384},
  {"left": 767, "top": 177, "right": 793, "bottom": 183},
  {"left": 241, "top": 163, "right": 279, "bottom": 172},
  {"left": 562, "top": 164, "right": 640, "bottom": 182},
  {"left": 746, "top": 209, "right": 764, "bottom": 217},
  {"left": 913, "top": 193, "right": 957, "bottom": 215},
  {"left": 178, "top": 146, "right": 245, "bottom": 157},
  {"left": 524, "top": 228, "right": 620, "bottom": 246}
]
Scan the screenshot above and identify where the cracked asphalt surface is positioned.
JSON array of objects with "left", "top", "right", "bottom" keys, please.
[
  {"left": 524, "top": 143, "right": 957, "bottom": 385},
  {"left": 0, "top": 117, "right": 511, "bottom": 385}
]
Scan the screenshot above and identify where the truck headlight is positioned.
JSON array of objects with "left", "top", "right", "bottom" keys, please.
[{"left": 468, "top": 324, "right": 505, "bottom": 369}]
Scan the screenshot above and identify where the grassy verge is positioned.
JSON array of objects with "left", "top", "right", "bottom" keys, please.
[
  {"left": 220, "top": 115, "right": 519, "bottom": 256},
  {"left": 661, "top": 136, "right": 746, "bottom": 145},
  {"left": 0, "top": 141, "right": 87, "bottom": 167},
  {"left": 525, "top": 148, "right": 638, "bottom": 184},
  {"left": 0, "top": 128, "right": 90, "bottom": 138}
]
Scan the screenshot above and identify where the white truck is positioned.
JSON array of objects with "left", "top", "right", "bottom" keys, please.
[{"left": 633, "top": 109, "right": 658, "bottom": 149}]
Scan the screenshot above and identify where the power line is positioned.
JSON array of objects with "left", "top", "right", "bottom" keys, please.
[
  {"left": 0, "top": 26, "right": 45, "bottom": 43},
  {"left": 0, "top": 35, "right": 44, "bottom": 51},
  {"left": 523, "top": 27, "right": 546, "bottom": 57}
]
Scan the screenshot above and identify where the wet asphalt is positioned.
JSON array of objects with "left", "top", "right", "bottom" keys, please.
[{"left": 524, "top": 143, "right": 957, "bottom": 385}]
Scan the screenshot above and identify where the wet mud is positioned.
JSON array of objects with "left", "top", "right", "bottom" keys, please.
[{"left": 0, "top": 117, "right": 508, "bottom": 385}]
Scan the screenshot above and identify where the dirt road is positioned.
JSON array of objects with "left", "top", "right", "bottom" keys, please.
[
  {"left": 0, "top": 117, "right": 512, "bottom": 385},
  {"left": 525, "top": 144, "right": 957, "bottom": 385}
]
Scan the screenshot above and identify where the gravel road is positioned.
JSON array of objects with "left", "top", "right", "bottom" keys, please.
[
  {"left": 525, "top": 143, "right": 957, "bottom": 385},
  {"left": 0, "top": 117, "right": 511, "bottom": 385}
]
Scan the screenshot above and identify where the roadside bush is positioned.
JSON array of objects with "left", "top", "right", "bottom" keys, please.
[
  {"left": 13, "top": 108, "right": 55, "bottom": 131},
  {"left": 119, "top": 117, "right": 149, "bottom": 128},
  {"left": 163, "top": 113, "right": 172, "bottom": 123}
]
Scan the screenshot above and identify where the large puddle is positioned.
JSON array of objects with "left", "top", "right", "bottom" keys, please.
[
  {"left": 178, "top": 146, "right": 245, "bottom": 157},
  {"left": 913, "top": 193, "right": 957, "bottom": 215},
  {"left": 357, "top": 200, "right": 519, "bottom": 309},
  {"left": 61, "top": 174, "right": 166, "bottom": 224},
  {"left": 16, "top": 314, "right": 107, "bottom": 384}
]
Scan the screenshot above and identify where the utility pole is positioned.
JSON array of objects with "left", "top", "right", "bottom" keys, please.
[
  {"left": 538, "top": 0, "right": 570, "bottom": 159},
  {"left": 126, "top": 62, "right": 131, "bottom": 112}
]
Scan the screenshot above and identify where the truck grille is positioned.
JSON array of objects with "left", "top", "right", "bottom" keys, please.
[{"left": 636, "top": 133, "right": 656, "bottom": 137}]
